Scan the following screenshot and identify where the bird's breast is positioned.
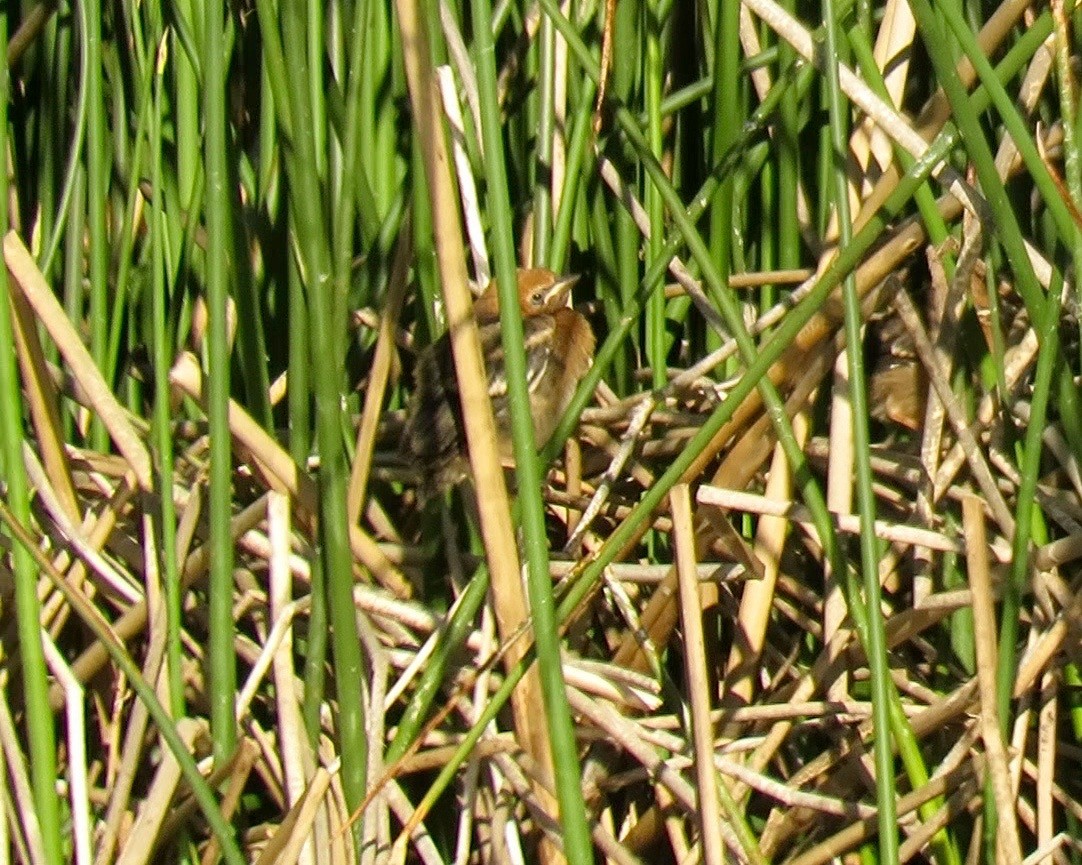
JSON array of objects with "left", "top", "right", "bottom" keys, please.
[{"left": 478, "top": 315, "right": 557, "bottom": 403}]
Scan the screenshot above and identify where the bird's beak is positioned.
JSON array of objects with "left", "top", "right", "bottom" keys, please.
[{"left": 543, "top": 273, "right": 580, "bottom": 306}]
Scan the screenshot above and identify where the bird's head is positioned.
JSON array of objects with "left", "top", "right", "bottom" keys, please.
[{"left": 473, "top": 268, "right": 580, "bottom": 321}]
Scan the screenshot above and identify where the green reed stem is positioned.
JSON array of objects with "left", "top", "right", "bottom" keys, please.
[
  {"left": 0, "top": 22, "right": 64, "bottom": 865},
  {"left": 149, "top": 3, "right": 185, "bottom": 719},
  {"left": 277, "top": 0, "right": 369, "bottom": 825},
  {"left": 85, "top": 0, "right": 108, "bottom": 450},
  {"left": 469, "top": 0, "right": 594, "bottom": 856},
  {"left": 203, "top": 0, "right": 237, "bottom": 764},
  {"left": 407, "top": 57, "right": 952, "bottom": 865},
  {"left": 820, "top": 0, "right": 897, "bottom": 857},
  {"left": 0, "top": 500, "right": 246, "bottom": 865}
]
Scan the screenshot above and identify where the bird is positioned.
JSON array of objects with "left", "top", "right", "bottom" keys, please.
[{"left": 403, "top": 267, "right": 596, "bottom": 499}]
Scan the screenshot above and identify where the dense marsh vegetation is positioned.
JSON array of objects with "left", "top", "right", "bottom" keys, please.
[{"left": 0, "top": 0, "right": 1080, "bottom": 862}]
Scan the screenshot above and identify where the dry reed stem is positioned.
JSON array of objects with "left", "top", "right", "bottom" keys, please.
[
  {"left": 824, "top": 350, "right": 855, "bottom": 700},
  {"left": 23, "top": 445, "right": 142, "bottom": 603},
  {"left": 568, "top": 685, "right": 751, "bottom": 863},
  {"left": 670, "top": 483, "right": 726, "bottom": 865},
  {"left": 346, "top": 225, "right": 413, "bottom": 524},
  {"left": 114, "top": 718, "right": 204, "bottom": 865},
  {"left": 1036, "top": 673, "right": 1057, "bottom": 863},
  {"left": 858, "top": 0, "right": 916, "bottom": 179},
  {"left": 4, "top": 231, "right": 152, "bottom": 490},
  {"left": 253, "top": 766, "right": 335, "bottom": 865},
  {"left": 41, "top": 634, "right": 91, "bottom": 865},
  {"left": 5, "top": 2, "right": 1081, "bottom": 861},
  {"left": 393, "top": 2, "right": 564, "bottom": 858},
  {"left": 698, "top": 484, "right": 1011, "bottom": 559},
  {"left": 1012, "top": 589, "right": 1082, "bottom": 698},
  {"left": 48, "top": 493, "right": 266, "bottom": 710},
  {"left": 724, "top": 414, "right": 804, "bottom": 707},
  {"left": 9, "top": 285, "right": 79, "bottom": 520},
  {"left": 94, "top": 672, "right": 152, "bottom": 865},
  {"left": 267, "top": 492, "right": 319, "bottom": 865},
  {"left": 0, "top": 677, "right": 46, "bottom": 863},
  {"left": 962, "top": 494, "right": 1022, "bottom": 864},
  {"left": 896, "top": 288, "right": 1015, "bottom": 534},
  {"left": 168, "top": 352, "right": 411, "bottom": 599}
]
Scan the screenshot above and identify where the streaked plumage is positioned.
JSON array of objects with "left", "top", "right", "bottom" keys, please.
[{"left": 404, "top": 268, "right": 595, "bottom": 498}]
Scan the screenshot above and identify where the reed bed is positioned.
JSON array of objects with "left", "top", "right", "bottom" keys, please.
[{"left": 0, "top": 0, "right": 1081, "bottom": 863}]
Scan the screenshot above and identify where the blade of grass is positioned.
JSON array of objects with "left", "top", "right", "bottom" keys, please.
[
  {"left": 148, "top": 15, "right": 184, "bottom": 719},
  {"left": 331, "top": 0, "right": 368, "bottom": 343},
  {"left": 0, "top": 499, "right": 247, "bottom": 865},
  {"left": 203, "top": 0, "right": 238, "bottom": 765},
  {"left": 533, "top": 12, "right": 556, "bottom": 264},
  {"left": 38, "top": 0, "right": 89, "bottom": 276},
  {"left": 0, "top": 18, "right": 64, "bottom": 863},
  {"left": 393, "top": 3, "right": 569, "bottom": 863},
  {"left": 1050, "top": 0, "right": 1082, "bottom": 371},
  {"left": 644, "top": 0, "right": 667, "bottom": 388},
  {"left": 549, "top": 72, "right": 597, "bottom": 271},
  {"left": 274, "top": 0, "right": 370, "bottom": 825},
  {"left": 907, "top": 0, "right": 1068, "bottom": 760},
  {"left": 105, "top": 4, "right": 156, "bottom": 398},
  {"left": 402, "top": 110, "right": 955, "bottom": 854},
  {"left": 611, "top": 0, "right": 641, "bottom": 396},
  {"left": 775, "top": 0, "right": 801, "bottom": 318},
  {"left": 468, "top": 0, "right": 594, "bottom": 855},
  {"left": 85, "top": 0, "right": 108, "bottom": 451},
  {"left": 172, "top": 0, "right": 201, "bottom": 212},
  {"left": 820, "top": 0, "right": 897, "bottom": 857},
  {"left": 384, "top": 567, "right": 492, "bottom": 763},
  {"left": 706, "top": 0, "right": 741, "bottom": 358}
]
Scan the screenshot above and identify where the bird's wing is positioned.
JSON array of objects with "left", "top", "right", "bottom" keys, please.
[
  {"left": 404, "top": 336, "right": 465, "bottom": 464},
  {"left": 480, "top": 316, "right": 555, "bottom": 400},
  {"left": 523, "top": 316, "right": 556, "bottom": 394}
]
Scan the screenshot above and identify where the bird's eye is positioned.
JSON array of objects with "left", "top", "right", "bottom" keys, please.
[{"left": 530, "top": 292, "right": 544, "bottom": 306}]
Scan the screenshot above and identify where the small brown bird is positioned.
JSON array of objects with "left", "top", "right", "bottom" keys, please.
[{"left": 404, "top": 268, "right": 595, "bottom": 497}]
